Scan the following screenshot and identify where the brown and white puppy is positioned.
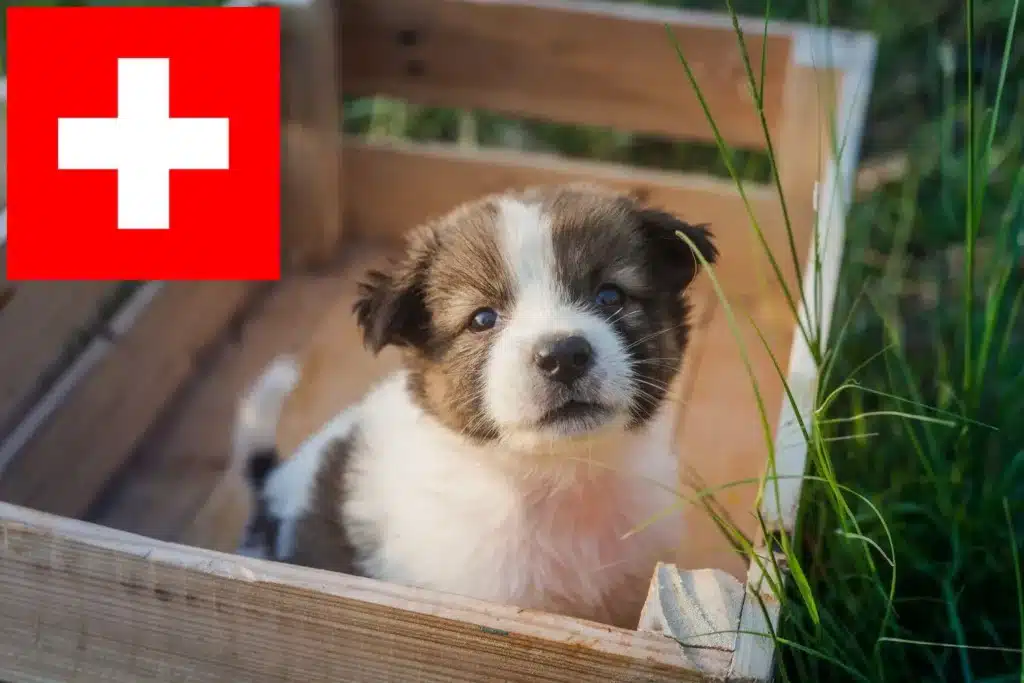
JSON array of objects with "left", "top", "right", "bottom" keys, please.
[{"left": 234, "top": 183, "right": 716, "bottom": 628}]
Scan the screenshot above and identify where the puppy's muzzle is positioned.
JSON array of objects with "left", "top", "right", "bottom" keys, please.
[{"left": 533, "top": 334, "right": 594, "bottom": 386}]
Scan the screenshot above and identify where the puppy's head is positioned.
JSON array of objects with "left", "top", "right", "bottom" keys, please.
[{"left": 354, "top": 184, "right": 716, "bottom": 452}]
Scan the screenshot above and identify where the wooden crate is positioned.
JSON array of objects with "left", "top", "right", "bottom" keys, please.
[{"left": 0, "top": 2, "right": 877, "bottom": 681}]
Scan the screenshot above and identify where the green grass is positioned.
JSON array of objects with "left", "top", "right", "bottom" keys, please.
[
  {"left": 668, "top": 1, "right": 1024, "bottom": 682},
  {"left": 4, "top": 0, "right": 1023, "bottom": 680}
]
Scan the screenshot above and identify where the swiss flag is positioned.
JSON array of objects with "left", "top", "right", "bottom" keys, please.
[{"left": 6, "top": 6, "right": 281, "bottom": 281}]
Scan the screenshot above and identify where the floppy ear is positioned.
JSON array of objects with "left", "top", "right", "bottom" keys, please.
[
  {"left": 353, "top": 249, "right": 432, "bottom": 355},
  {"left": 636, "top": 208, "right": 717, "bottom": 293}
]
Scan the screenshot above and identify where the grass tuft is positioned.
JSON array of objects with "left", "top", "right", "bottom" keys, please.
[{"left": 666, "top": 0, "right": 1024, "bottom": 681}]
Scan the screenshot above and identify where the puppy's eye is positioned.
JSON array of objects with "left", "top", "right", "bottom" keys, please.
[
  {"left": 468, "top": 307, "right": 499, "bottom": 332},
  {"left": 594, "top": 284, "right": 626, "bottom": 309}
]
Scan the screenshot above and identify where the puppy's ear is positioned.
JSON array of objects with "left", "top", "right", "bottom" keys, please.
[
  {"left": 353, "top": 242, "right": 433, "bottom": 354},
  {"left": 636, "top": 208, "right": 717, "bottom": 293}
]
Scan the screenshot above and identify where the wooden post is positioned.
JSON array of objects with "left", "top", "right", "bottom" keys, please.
[
  {"left": 638, "top": 563, "right": 745, "bottom": 653},
  {"left": 1, "top": 77, "right": 7, "bottom": 214},
  {"left": 280, "top": 0, "right": 344, "bottom": 271},
  {"left": 773, "top": 54, "right": 836, "bottom": 302}
]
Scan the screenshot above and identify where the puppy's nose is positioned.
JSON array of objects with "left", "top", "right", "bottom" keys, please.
[{"left": 533, "top": 334, "right": 594, "bottom": 385}]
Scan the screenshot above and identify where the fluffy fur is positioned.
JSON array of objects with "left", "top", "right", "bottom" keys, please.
[{"left": 235, "top": 183, "right": 717, "bottom": 628}]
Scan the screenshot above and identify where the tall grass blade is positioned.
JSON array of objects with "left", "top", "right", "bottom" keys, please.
[{"left": 664, "top": 27, "right": 815, "bottom": 353}]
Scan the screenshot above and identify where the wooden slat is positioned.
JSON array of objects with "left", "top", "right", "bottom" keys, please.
[
  {"left": 0, "top": 502, "right": 729, "bottom": 682},
  {"left": 728, "top": 549, "right": 783, "bottom": 683},
  {"left": 0, "top": 282, "right": 255, "bottom": 519},
  {"left": 771, "top": 61, "right": 836, "bottom": 308},
  {"left": 279, "top": 0, "right": 344, "bottom": 269},
  {"left": 673, "top": 297, "right": 796, "bottom": 580},
  {"left": 1, "top": 86, "right": 7, "bottom": 208},
  {"left": 0, "top": 248, "right": 119, "bottom": 438},
  {"left": 341, "top": 0, "right": 793, "bottom": 149},
  {"left": 97, "top": 246, "right": 402, "bottom": 547},
  {"left": 90, "top": 276, "right": 342, "bottom": 542},
  {"left": 639, "top": 563, "right": 744, "bottom": 654},
  {"left": 669, "top": 280, "right": 717, "bottom": 419},
  {"left": 344, "top": 137, "right": 796, "bottom": 299}
]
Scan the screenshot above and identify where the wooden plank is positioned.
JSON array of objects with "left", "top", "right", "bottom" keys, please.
[
  {"left": 341, "top": 0, "right": 793, "bottom": 149},
  {"left": 638, "top": 563, "right": 744, "bottom": 654},
  {"left": 344, "top": 137, "right": 795, "bottom": 299},
  {"left": 0, "top": 282, "right": 255, "bottom": 520},
  {"left": 767, "top": 62, "right": 834, "bottom": 321},
  {"left": 98, "top": 245, "right": 403, "bottom": 548},
  {"left": 0, "top": 501, "right": 730, "bottom": 682},
  {"left": 0, "top": 284, "right": 162, "bottom": 483},
  {"left": 0, "top": 247, "right": 119, "bottom": 439},
  {"left": 673, "top": 298, "right": 796, "bottom": 581},
  {"left": 728, "top": 550, "right": 785, "bottom": 683},
  {"left": 279, "top": 0, "right": 344, "bottom": 269},
  {"left": 1, "top": 80, "right": 6, "bottom": 209}
]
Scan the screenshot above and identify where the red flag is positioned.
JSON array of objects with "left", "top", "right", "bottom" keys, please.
[{"left": 6, "top": 6, "right": 281, "bottom": 280}]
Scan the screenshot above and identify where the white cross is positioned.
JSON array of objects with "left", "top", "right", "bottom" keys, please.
[{"left": 57, "top": 58, "right": 230, "bottom": 230}]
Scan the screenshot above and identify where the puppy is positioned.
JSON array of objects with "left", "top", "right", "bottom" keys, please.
[{"left": 234, "top": 183, "right": 717, "bottom": 628}]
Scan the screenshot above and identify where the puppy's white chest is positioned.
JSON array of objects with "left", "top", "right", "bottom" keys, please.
[
  {"left": 344, "top": 375, "right": 682, "bottom": 626},
  {"left": 514, "top": 476, "right": 671, "bottom": 609},
  {"left": 355, "top": 441, "right": 676, "bottom": 625}
]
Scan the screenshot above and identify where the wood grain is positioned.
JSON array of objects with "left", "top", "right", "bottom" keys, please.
[
  {"left": 727, "top": 549, "right": 785, "bottom": 683},
  {"left": 0, "top": 282, "right": 254, "bottom": 520},
  {"left": 341, "top": 0, "right": 792, "bottom": 149},
  {"left": 772, "top": 61, "right": 836, "bottom": 308},
  {"left": 0, "top": 250, "right": 119, "bottom": 439},
  {"left": 280, "top": 0, "right": 344, "bottom": 269},
  {"left": 343, "top": 137, "right": 792, "bottom": 299},
  {"left": 91, "top": 276, "right": 344, "bottom": 542},
  {"left": 1, "top": 92, "right": 6, "bottom": 208},
  {"left": 638, "top": 563, "right": 744, "bottom": 654},
  {"left": 0, "top": 501, "right": 729, "bottom": 682}
]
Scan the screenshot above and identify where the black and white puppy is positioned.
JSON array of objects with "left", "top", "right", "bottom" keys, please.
[{"left": 234, "top": 183, "right": 717, "bottom": 628}]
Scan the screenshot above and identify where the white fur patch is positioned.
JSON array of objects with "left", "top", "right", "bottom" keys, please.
[{"left": 484, "top": 197, "right": 634, "bottom": 447}]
